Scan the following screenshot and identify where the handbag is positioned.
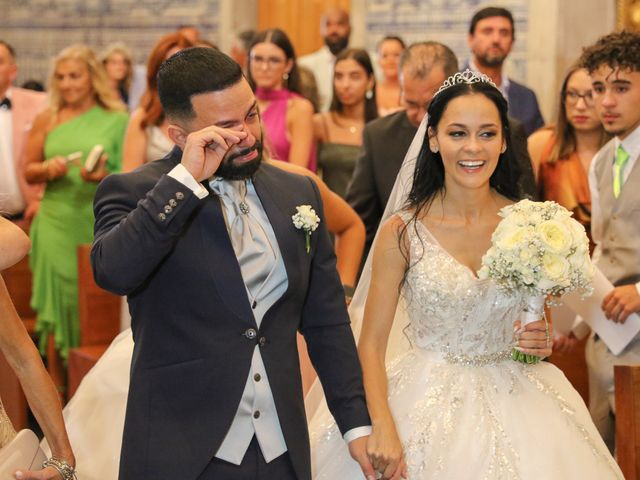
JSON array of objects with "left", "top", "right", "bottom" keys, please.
[{"left": 0, "top": 430, "right": 46, "bottom": 480}]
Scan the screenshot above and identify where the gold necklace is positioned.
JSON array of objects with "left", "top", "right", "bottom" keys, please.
[{"left": 331, "top": 112, "right": 361, "bottom": 134}]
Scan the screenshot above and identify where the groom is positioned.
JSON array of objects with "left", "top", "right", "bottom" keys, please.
[{"left": 91, "top": 47, "right": 373, "bottom": 480}]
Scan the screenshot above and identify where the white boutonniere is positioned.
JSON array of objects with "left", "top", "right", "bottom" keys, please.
[{"left": 292, "top": 205, "right": 320, "bottom": 253}]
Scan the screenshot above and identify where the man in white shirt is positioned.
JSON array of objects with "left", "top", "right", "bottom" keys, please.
[
  {"left": 0, "top": 40, "right": 45, "bottom": 226},
  {"left": 580, "top": 30, "right": 640, "bottom": 451},
  {"left": 92, "top": 47, "right": 374, "bottom": 480},
  {"left": 298, "top": 7, "right": 350, "bottom": 112}
]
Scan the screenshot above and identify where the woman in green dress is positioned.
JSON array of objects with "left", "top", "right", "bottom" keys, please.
[{"left": 24, "top": 44, "right": 127, "bottom": 362}]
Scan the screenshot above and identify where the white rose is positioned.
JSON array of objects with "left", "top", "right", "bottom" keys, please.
[
  {"left": 496, "top": 226, "right": 529, "bottom": 250},
  {"left": 536, "top": 220, "right": 572, "bottom": 254},
  {"left": 542, "top": 253, "right": 570, "bottom": 282}
]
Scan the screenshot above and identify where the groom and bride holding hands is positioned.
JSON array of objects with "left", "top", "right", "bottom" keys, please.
[{"left": 19, "top": 36, "right": 631, "bottom": 478}]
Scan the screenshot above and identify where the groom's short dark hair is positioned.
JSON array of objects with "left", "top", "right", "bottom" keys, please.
[{"left": 158, "top": 47, "right": 243, "bottom": 122}]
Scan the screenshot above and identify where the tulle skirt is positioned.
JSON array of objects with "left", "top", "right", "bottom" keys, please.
[{"left": 310, "top": 348, "right": 623, "bottom": 479}]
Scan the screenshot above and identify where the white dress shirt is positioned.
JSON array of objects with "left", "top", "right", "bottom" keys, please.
[{"left": 299, "top": 45, "right": 336, "bottom": 112}]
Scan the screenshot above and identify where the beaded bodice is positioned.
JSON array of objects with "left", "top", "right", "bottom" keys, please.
[{"left": 401, "top": 215, "right": 525, "bottom": 362}]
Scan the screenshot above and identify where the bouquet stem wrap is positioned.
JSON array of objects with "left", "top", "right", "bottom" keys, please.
[{"left": 512, "top": 295, "right": 546, "bottom": 364}]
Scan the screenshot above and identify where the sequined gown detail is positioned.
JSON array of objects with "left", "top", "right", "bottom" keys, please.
[{"left": 310, "top": 215, "right": 623, "bottom": 479}]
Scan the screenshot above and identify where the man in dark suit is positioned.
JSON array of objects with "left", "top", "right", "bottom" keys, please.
[
  {"left": 347, "top": 41, "right": 536, "bottom": 259},
  {"left": 91, "top": 48, "right": 373, "bottom": 480},
  {"left": 465, "top": 6, "right": 544, "bottom": 136}
]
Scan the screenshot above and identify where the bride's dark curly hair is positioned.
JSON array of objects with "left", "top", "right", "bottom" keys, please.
[{"left": 398, "top": 80, "right": 522, "bottom": 288}]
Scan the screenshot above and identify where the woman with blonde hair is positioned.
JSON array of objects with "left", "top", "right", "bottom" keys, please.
[
  {"left": 122, "top": 32, "right": 195, "bottom": 171},
  {"left": 0, "top": 217, "right": 76, "bottom": 480},
  {"left": 24, "top": 44, "right": 128, "bottom": 364},
  {"left": 100, "top": 42, "right": 133, "bottom": 105}
]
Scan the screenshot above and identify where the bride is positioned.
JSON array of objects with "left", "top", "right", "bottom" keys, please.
[
  {"left": 308, "top": 72, "right": 622, "bottom": 479},
  {"left": 48, "top": 71, "right": 623, "bottom": 480}
]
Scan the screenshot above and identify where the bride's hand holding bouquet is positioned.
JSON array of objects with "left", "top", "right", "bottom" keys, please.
[{"left": 479, "top": 199, "right": 594, "bottom": 364}]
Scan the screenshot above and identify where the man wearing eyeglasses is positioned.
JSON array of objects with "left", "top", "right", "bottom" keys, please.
[{"left": 579, "top": 31, "right": 640, "bottom": 452}]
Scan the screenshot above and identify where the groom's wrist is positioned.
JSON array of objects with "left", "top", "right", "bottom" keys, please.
[{"left": 343, "top": 425, "right": 372, "bottom": 444}]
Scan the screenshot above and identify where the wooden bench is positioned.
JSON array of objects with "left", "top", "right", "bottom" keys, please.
[
  {"left": 615, "top": 364, "right": 640, "bottom": 479},
  {"left": 67, "top": 244, "right": 120, "bottom": 398},
  {"left": 0, "top": 255, "right": 37, "bottom": 430}
]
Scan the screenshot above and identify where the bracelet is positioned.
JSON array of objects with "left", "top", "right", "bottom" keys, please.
[{"left": 42, "top": 457, "right": 77, "bottom": 480}]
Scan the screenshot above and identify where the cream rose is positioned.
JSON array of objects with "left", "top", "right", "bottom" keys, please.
[
  {"left": 537, "top": 220, "right": 572, "bottom": 254},
  {"left": 542, "top": 253, "right": 570, "bottom": 282}
]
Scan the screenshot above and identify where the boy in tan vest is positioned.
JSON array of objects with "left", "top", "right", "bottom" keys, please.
[{"left": 580, "top": 31, "right": 640, "bottom": 451}]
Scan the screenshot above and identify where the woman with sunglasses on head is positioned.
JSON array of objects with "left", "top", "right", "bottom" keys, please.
[{"left": 248, "top": 28, "right": 316, "bottom": 170}]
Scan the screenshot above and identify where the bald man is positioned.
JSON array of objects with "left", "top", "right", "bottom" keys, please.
[{"left": 298, "top": 8, "right": 351, "bottom": 111}]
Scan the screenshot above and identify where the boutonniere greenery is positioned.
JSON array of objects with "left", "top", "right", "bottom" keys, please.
[{"left": 292, "top": 205, "right": 320, "bottom": 253}]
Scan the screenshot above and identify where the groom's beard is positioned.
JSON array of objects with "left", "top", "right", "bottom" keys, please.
[{"left": 216, "top": 138, "right": 264, "bottom": 180}]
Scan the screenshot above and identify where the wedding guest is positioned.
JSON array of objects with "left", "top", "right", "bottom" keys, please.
[
  {"left": 248, "top": 29, "right": 316, "bottom": 169},
  {"left": 579, "top": 30, "right": 640, "bottom": 452},
  {"left": 0, "top": 216, "right": 76, "bottom": 480},
  {"left": 464, "top": 6, "right": 544, "bottom": 135},
  {"left": 313, "top": 48, "right": 377, "bottom": 198},
  {"left": 529, "top": 63, "right": 609, "bottom": 247},
  {"left": 299, "top": 7, "right": 351, "bottom": 111},
  {"left": 375, "top": 36, "right": 405, "bottom": 116},
  {"left": 122, "top": 32, "right": 194, "bottom": 171},
  {"left": 0, "top": 40, "right": 46, "bottom": 227},
  {"left": 23, "top": 44, "right": 127, "bottom": 362},
  {"left": 100, "top": 42, "right": 133, "bottom": 105}
]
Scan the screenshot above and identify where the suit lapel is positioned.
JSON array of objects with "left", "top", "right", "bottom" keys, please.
[
  {"left": 198, "top": 188, "right": 256, "bottom": 325},
  {"left": 253, "top": 165, "right": 303, "bottom": 302}
]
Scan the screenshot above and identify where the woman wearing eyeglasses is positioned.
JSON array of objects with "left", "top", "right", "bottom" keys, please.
[
  {"left": 248, "top": 29, "right": 316, "bottom": 170},
  {"left": 528, "top": 63, "right": 610, "bottom": 245}
]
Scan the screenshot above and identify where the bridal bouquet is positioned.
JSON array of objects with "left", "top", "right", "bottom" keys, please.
[{"left": 478, "top": 199, "right": 594, "bottom": 364}]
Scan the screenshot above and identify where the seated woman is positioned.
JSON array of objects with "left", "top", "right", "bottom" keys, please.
[
  {"left": 375, "top": 36, "right": 405, "bottom": 116},
  {"left": 313, "top": 49, "right": 378, "bottom": 198},
  {"left": 122, "top": 32, "right": 195, "bottom": 171},
  {"left": 248, "top": 28, "right": 316, "bottom": 170},
  {"left": 0, "top": 216, "right": 76, "bottom": 479}
]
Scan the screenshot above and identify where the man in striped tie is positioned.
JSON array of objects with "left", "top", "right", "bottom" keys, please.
[{"left": 579, "top": 30, "right": 640, "bottom": 452}]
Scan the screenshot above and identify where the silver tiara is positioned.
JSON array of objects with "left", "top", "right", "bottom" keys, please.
[{"left": 433, "top": 69, "right": 499, "bottom": 98}]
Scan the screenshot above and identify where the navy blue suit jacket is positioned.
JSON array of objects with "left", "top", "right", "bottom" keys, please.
[{"left": 91, "top": 148, "right": 369, "bottom": 480}]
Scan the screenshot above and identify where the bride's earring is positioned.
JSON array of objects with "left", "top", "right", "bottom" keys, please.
[{"left": 430, "top": 143, "right": 439, "bottom": 153}]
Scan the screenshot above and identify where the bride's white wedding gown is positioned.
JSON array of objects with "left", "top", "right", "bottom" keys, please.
[
  {"left": 309, "top": 215, "right": 623, "bottom": 479},
  {"left": 45, "top": 215, "right": 623, "bottom": 480}
]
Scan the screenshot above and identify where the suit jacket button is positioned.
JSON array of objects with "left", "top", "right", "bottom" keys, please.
[
  {"left": 169, "top": 199, "right": 177, "bottom": 207},
  {"left": 244, "top": 328, "right": 257, "bottom": 340},
  {"left": 259, "top": 337, "right": 266, "bottom": 347},
  {"left": 158, "top": 213, "right": 166, "bottom": 221},
  {"left": 164, "top": 205, "right": 173, "bottom": 214},
  {"left": 176, "top": 192, "right": 185, "bottom": 200}
]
